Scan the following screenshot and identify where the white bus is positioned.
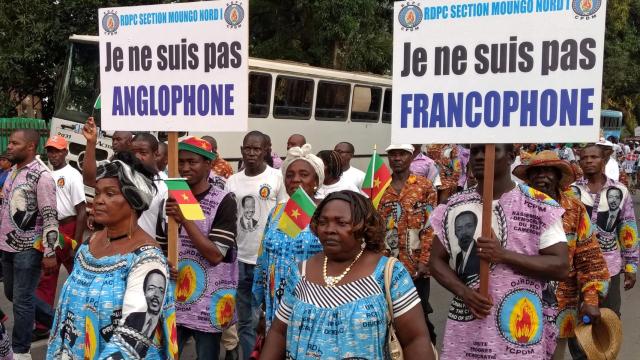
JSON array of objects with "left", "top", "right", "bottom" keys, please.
[{"left": 51, "top": 35, "right": 392, "bottom": 171}]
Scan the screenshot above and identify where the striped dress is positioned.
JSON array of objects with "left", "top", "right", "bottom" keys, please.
[{"left": 275, "top": 256, "right": 420, "bottom": 359}]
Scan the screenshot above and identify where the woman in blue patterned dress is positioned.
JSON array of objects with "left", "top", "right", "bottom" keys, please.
[
  {"left": 261, "top": 190, "right": 435, "bottom": 359},
  {"left": 253, "top": 144, "right": 325, "bottom": 329},
  {"left": 46, "top": 153, "right": 177, "bottom": 360}
]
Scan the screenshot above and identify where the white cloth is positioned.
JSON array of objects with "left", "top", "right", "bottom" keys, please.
[
  {"left": 157, "top": 171, "right": 168, "bottom": 180},
  {"left": 341, "top": 166, "right": 366, "bottom": 190},
  {"left": 605, "top": 158, "right": 620, "bottom": 181},
  {"left": 52, "top": 164, "right": 86, "bottom": 220},
  {"left": 511, "top": 155, "right": 523, "bottom": 184},
  {"left": 316, "top": 176, "right": 361, "bottom": 199},
  {"left": 226, "top": 166, "right": 287, "bottom": 264},
  {"left": 538, "top": 218, "right": 566, "bottom": 249},
  {"left": 138, "top": 177, "right": 168, "bottom": 240}
]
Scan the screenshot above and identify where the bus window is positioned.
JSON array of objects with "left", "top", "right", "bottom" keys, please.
[
  {"left": 382, "top": 89, "right": 392, "bottom": 123},
  {"left": 53, "top": 42, "right": 100, "bottom": 124},
  {"left": 274, "top": 76, "right": 314, "bottom": 119},
  {"left": 249, "top": 72, "right": 272, "bottom": 117},
  {"left": 315, "top": 81, "right": 350, "bottom": 121},
  {"left": 351, "top": 86, "right": 382, "bottom": 123}
]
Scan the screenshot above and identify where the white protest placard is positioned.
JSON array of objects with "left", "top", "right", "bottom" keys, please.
[
  {"left": 392, "top": 0, "right": 607, "bottom": 144},
  {"left": 99, "top": 1, "right": 248, "bottom": 132}
]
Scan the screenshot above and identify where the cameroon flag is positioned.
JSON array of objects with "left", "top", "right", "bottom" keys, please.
[
  {"left": 362, "top": 150, "right": 391, "bottom": 209},
  {"left": 278, "top": 187, "right": 316, "bottom": 238},
  {"left": 165, "top": 179, "right": 205, "bottom": 220}
]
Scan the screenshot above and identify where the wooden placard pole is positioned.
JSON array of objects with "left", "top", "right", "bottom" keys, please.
[
  {"left": 479, "top": 144, "right": 495, "bottom": 297},
  {"left": 167, "top": 132, "right": 179, "bottom": 269}
]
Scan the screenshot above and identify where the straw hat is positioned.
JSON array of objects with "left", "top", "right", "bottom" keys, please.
[
  {"left": 574, "top": 308, "right": 622, "bottom": 360},
  {"left": 512, "top": 150, "right": 576, "bottom": 189}
]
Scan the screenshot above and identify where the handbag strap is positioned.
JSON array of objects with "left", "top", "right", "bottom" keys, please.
[{"left": 384, "top": 257, "right": 397, "bottom": 323}]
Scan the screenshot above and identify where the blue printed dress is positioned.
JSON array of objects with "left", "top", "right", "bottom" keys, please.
[
  {"left": 275, "top": 256, "right": 421, "bottom": 359},
  {"left": 46, "top": 243, "right": 178, "bottom": 360},
  {"left": 253, "top": 203, "right": 323, "bottom": 329}
]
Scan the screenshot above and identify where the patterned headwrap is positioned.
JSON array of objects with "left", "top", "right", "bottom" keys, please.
[
  {"left": 96, "top": 160, "right": 155, "bottom": 212},
  {"left": 281, "top": 144, "right": 325, "bottom": 186}
]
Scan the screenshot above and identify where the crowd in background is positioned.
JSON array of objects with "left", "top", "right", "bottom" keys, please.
[{"left": 0, "top": 125, "right": 634, "bottom": 360}]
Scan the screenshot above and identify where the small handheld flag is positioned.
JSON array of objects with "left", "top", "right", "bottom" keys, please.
[
  {"left": 165, "top": 178, "right": 205, "bottom": 220},
  {"left": 278, "top": 187, "right": 316, "bottom": 238},
  {"left": 362, "top": 146, "right": 392, "bottom": 209},
  {"left": 93, "top": 94, "right": 101, "bottom": 110}
]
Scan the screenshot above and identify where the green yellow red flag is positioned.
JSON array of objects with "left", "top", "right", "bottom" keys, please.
[
  {"left": 362, "top": 149, "right": 391, "bottom": 209},
  {"left": 278, "top": 187, "right": 316, "bottom": 238},
  {"left": 165, "top": 179, "right": 205, "bottom": 220}
]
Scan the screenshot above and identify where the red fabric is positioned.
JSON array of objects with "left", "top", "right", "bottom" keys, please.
[{"left": 35, "top": 221, "right": 77, "bottom": 330}]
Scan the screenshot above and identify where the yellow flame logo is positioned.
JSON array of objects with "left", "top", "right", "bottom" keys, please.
[
  {"left": 176, "top": 266, "right": 196, "bottom": 302},
  {"left": 508, "top": 298, "right": 540, "bottom": 344}
]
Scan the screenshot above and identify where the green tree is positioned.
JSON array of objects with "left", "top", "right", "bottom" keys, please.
[
  {"left": 250, "top": 0, "right": 393, "bottom": 73},
  {"left": 603, "top": 0, "right": 640, "bottom": 136},
  {"left": 0, "top": 0, "right": 168, "bottom": 118}
]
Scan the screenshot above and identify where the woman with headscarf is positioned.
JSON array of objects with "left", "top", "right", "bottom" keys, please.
[
  {"left": 315, "top": 150, "right": 360, "bottom": 199},
  {"left": 253, "top": 144, "right": 325, "bottom": 331},
  {"left": 260, "top": 190, "right": 435, "bottom": 359},
  {"left": 46, "top": 152, "right": 177, "bottom": 360}
]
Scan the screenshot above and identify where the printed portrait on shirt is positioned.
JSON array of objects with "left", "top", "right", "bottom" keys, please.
[
  {"left": 381, "top": 201, "right": 402, "bottom": 258},
  {"left": 239, "top": 195, "right": 259, "bottom": 232},
  {"left": 596, "top": 187, "right": 623, "bottom": 232},
  {"left": 121, "top": 265, "right": 168, "bottom": 357},
  {"left": 10, "top": 186, "right": 38, "bottom": 231},
  {"left": 451, "top": 211, "right": 480, "bottom": 286},
  {"left": 444, "top": 200, "right": 507, "bottom": 288}
]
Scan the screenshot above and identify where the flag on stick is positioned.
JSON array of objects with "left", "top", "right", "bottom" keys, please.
[
  {"left": 278, "top": 187, "right": 316, "bottom": 238},
  {"left": 362, "top": 147, "right": 392, "bottom": 209},
  {"left": 165, "top": 178, "right": 205, "bottom": 220},
  {"left": 94, "top": 94, "right": 101, "bottom": 110}
]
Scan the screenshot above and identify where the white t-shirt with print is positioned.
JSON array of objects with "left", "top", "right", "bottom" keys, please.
[
  {"left": 341, "top": 166, "right": 366, "bottom": 190},
  {"left": 52, "top": 164, "right": 86, "bottom": 220},
  {"left": 226, "top": 166, "right": 286, "bottom": 264}
]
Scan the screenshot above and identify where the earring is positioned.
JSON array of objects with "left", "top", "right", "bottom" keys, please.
[{"left": 361, "top": 239, "right": 366, "bottom": 250}]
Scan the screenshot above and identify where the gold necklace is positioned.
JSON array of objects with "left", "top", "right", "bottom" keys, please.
[{"left": 323, "top": 248, "right": 365, "bottom": 287}]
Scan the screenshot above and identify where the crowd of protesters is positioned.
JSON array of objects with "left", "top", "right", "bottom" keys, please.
[{"left": 0, "top": 124, "right": 634, "bottom": 360}]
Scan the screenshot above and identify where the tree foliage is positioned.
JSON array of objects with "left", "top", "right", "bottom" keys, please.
[
  {"left": 0, "top": 0, "right": 168, "bottom": 118},
  {"left": 250, "top": 0, "right": 393, "bottom": 73},
  {"left": 603, "top": 0, "right": 640, "bottom": 136}
]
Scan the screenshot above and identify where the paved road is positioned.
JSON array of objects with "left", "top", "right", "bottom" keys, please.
[{"left": 6, "top": 196, "right": 640, "bottom": 359}]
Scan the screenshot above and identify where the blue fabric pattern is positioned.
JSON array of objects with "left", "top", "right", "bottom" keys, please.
[
  {"left": 46, "top": 243, "right": 177, "bottom": 360},
  {"left": 276, "top": 256, "right": 420, "bottom": 359},
  {"left": 252, "top": 203, "right": 323, "bottom": 330}
]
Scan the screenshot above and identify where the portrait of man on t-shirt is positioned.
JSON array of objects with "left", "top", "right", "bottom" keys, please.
[{"left": 240, "top": 195, "right": 259, "bottom": 232}]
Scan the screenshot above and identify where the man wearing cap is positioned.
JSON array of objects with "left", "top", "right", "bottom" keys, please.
[
  {"left": 166, "top": 136, "right": 238, "bottom": 359},
  {"left": 378, "top": 143, "right": 438, "bottom": 343},
  {"left": 514, "top": 150, "right": 610, "bottom": 359},
  {"left": 429, "top": 144, "right": 569, "bottom": 360},
  {"left": 226, "top": 131, "right": 286, "bottom": 359},
  {"left": 32, "top": 135, "right": 88, "bottom": 339},
  {"left": 572, "top": 145, "right": 637, "bottom": 335},
  {"left": 0, "top": 129, "right": 58, "bottom": 359}
]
